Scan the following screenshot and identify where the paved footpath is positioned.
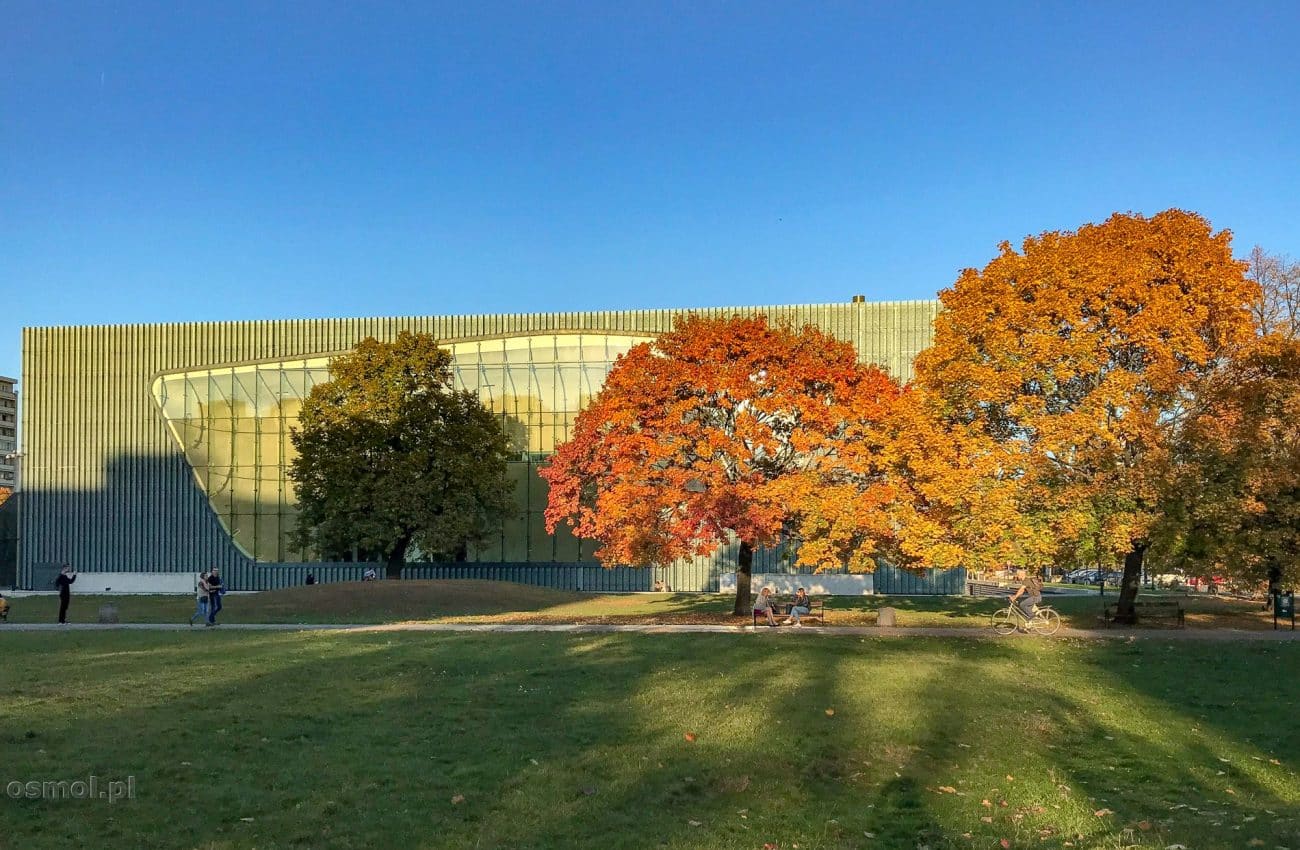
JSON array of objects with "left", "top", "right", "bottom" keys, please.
[{"left": 2, "top": 622, "right": 1298, "bottom": 640}]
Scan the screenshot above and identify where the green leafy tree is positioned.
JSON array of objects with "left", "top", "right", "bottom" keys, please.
[
  {"left": 1157, "top": 335, "right": 1300, "bottom": 604},
  {"left": 288, "top": 332, "right": 511, "bottom": 578}
]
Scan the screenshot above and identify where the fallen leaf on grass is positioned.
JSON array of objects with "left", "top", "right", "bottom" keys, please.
[
  {"left": 1000, "top": 840, "right": 1010, "bottom": 849},
  {"left": 937, "top": 786, "right": 957, "bottom": 794},
  {"left": 451, "top": 795, "right": 465, "bottom": 805},
  {"left": 684, "top": 732, "right": 697, "bottom": 743},
  {"left": 1094, "top": 808, "right": 1113, "bottom": 817},
  {"left": 980, "top": 817, "right": 993, "bottom": 824},
  {"left": 1137, "top": 821, "right": 1152, "bottom": 831},
  {"left": 1006, "top": 775, "right": 1015, "bottom": 781},
  {"left": 982, "top": 799, "right": 992, "bottom": 808},
  {"left": 687, "top": 820, "right": 702, "bottom": 827},
  {"left": 825, "top": 708, "right": 835, "bottom": 717},
  {"left": 239, "top": 818, "right": 254, "bottom": 823}
]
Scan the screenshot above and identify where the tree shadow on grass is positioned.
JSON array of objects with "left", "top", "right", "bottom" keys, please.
[{"left": 5, "top": 632, "right": 1299, "bottom": 849}]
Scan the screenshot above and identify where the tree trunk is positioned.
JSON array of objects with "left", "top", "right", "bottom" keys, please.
[
  {"left": 732, "top": 540, "right": 755, "bottom": 616},
  {"left": 1265, "top": 564, "right": 1282, "bottom": 610},
  {"left": 1111, "top": 542, "right": 1147, "bottom": 624},
  {"left": 385, "top": 532, "right": 413, "bottom": 580}
]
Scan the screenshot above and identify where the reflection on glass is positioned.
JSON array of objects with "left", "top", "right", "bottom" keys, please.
[{"left": 150, "top": 333, "right": 651, "bottom": 562}]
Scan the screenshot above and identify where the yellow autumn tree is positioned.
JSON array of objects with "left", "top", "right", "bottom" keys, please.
[{"left": 914, "top": 210, "right": 1259, "bottom": 621}]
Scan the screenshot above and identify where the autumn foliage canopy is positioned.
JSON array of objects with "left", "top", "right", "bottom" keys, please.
[
  {"left": 542, "top": 315, "right": 920, "bottom": 576},
  {"left": 912, "top": 210, "right": 1261, "bottom": 613},
  {"left": 1159, "top": 333, "right": 1300, "bottom": 589},
  {"left": 544, "top": 210, "right": 1295, "bottom": 611}
]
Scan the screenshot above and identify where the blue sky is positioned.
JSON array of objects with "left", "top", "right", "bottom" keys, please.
[{"left": 3, "top": 1, "right": 1299, "bottom": 383}]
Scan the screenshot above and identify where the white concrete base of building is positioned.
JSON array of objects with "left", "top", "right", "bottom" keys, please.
[
  {"left": 38, "top": 572, "right": 199, "bottom": 595},
  {"left": 718, "top": 572, "right": 874, "bottom": 595}
]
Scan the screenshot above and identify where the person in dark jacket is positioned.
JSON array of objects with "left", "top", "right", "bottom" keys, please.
[
  {"left": 55, "top": 564, "right": 76, "bottom": 624},
  {"left": 206, "top": 567, "right": 224, "bottom": 626}
]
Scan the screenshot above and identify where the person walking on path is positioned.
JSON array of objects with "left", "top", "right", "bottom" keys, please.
[
  {"left": 206, "top": 567, "right": 224, "bottom": 626},
  {"left": 55, "top": 564, "right": 76, "bottom": 624},
  {"left": 189, "top": 571, "right": 210, "bottom": 626}
]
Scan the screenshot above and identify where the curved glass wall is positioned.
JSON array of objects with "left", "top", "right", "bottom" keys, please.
[{"left": 150, "top": 333, "right": 652, "bottom": 562}]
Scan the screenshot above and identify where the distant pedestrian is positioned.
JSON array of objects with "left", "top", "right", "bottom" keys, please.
[
  {"left": 362, "top": 567, "right": 377, "bottom": 581},
  {"left": 0, "top": 591, "right": 9, "bottom": 621},
  {"left": 55, "top": 564, "right": 76, "bottom": 624},
  {"left": 189, "top": 571, "right": 210, "bottom": 625},
  {"left": 206, "top": 567, "right": 224, "bottom": 626},
  {"left": 305, "top": 573, "right": 316, "bottom": 586}
]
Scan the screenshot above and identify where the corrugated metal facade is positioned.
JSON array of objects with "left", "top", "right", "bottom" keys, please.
[{"left": 19, "top": 301, "right": 952, "bottom": 592}]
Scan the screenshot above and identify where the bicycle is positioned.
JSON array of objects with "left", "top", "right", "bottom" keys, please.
[{"left": 991, "top": 601, "right": 1061, "bottom": 636}]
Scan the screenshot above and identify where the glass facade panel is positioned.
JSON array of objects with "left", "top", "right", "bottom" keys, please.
[{"left": 151, "top": 334, "right": 651, "bottom": 562}]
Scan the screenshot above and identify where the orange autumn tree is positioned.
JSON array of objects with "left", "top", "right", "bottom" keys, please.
[
  {"left": 542, "top": 314, "right": 908, "bottom": 614},
  {"left": 914, "top": 210, "right": 1259, "bottom": 622}
]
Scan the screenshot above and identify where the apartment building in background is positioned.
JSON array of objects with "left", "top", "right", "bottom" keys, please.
[{"left": 0, "top": 376, "right": 17, "bottom": 489}]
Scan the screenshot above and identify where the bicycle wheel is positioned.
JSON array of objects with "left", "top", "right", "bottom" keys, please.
[
  {"left": 991, "top": 607, "right": 1019, "bottom": 635},
  {"left": 1032, "top": 608, "right": 1061, "bottom": 636}
]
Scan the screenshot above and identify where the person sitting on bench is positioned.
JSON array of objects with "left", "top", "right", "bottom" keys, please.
[
  {"left": 753, "top": 587, "right": 779, "bottom": 627},
  {"left": 784, "top": 587, "right": 812, "bottom": 626}
]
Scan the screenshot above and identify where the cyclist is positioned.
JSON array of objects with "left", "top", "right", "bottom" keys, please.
[{"left": 1009, "top": 569, "right": 1043, "bottom": 630}]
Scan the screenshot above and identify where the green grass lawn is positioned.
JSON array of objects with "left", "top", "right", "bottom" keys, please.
[
  {"left": 1, "top": 632, "right": 1296, "bottom": 849},
  {"left": 1, "top": 580, "right": 1278, "bottom": 630}
]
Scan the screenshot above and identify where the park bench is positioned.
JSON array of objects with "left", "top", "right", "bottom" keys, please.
[
  {"left": 753, "top": 597, "right": 826, "bottom": 626},
  {"left": 1104, "top": 599, "right": 1185, "bottom": 628},
  {"left": 966, "top": 580, "right": 1010, "bottom": 598}
]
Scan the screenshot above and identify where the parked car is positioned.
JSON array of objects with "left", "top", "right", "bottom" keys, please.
[{"left": 1065, "top": 569, "right": 1100, "bottom": 584}]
